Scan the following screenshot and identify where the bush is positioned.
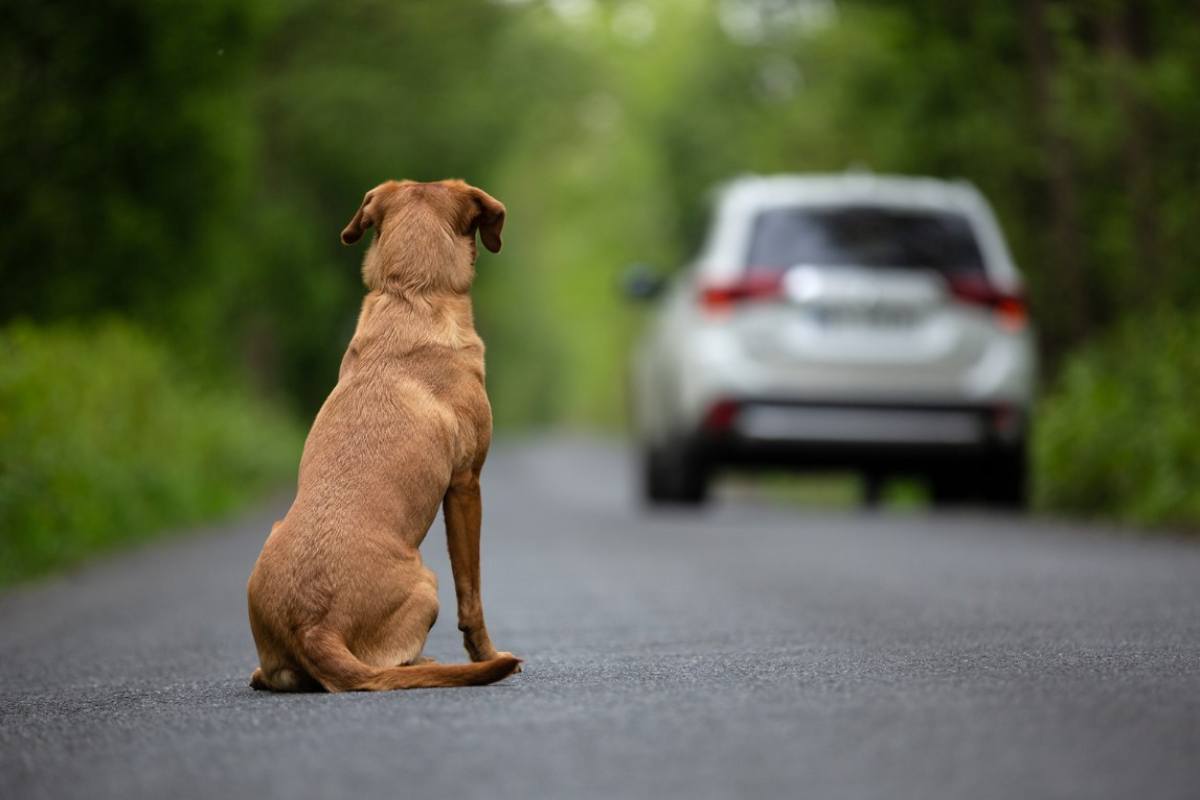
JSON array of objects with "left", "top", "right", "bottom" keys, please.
[
  {"left": 1034, "top": 309, "right": 1200, "bottom": 530},
  {"left": 0, "top": 321, "right": 302, "bottom": 585}
]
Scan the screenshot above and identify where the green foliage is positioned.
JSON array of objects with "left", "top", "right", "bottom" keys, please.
[
  {"left": 0, "top": 322, "right": 301, "bottom": 585},
  {"left": 1034, "top": 310, "right": 1200, "bottom": 528},
  {"left": 0, "top": 0, "right": 267, "bottom": 329}
]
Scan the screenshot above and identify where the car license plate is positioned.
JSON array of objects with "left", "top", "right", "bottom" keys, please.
[{"left": 809, "top": 304, "right": 918, "bottom": 328}]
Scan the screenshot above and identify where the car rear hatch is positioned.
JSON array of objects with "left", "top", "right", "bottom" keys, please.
[{"left": 699, "top": 204, "right": 1024, "bottom": 398}]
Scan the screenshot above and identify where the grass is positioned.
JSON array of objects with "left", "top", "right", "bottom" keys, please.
[{"left": 731, "top": 471, "right": 930, "bottom": 510}]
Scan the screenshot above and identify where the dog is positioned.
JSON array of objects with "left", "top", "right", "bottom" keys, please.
[{"left": 246, "top": 179, "right": 521, "bottom": 691}]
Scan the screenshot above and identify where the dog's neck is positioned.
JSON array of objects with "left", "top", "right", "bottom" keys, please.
[
  {"left": 361, "top": 219, "right": 476, "bottom": 297},
  {"left": 355, "top": 289, "right": 481, "bottom": 354}
]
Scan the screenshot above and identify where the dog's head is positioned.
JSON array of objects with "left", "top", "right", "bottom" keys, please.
[{"left": 340, "top": 179, "right": 506, "bottom": 294}]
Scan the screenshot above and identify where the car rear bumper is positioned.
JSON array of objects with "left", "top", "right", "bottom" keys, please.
[{"left": 693, "top": 399, "right": 1025, "bottom": 471}]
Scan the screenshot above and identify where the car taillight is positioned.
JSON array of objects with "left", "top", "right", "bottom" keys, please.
[
  {"left": 698, "top": 270, "right": 783, "bottom": 314},
  {"left": 947, "top": 276, "right": 1028, "bottom": 332},
  {"left": 702, "top": 399, "right": 740, "bottom": 432},
  {"left": 991, "top": 403, "right": 1023, "bottom": 442}
]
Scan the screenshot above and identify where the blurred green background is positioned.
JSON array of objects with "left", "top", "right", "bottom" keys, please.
[{"left": 2, "top": 0, "right": 1199, "bottom": 582}]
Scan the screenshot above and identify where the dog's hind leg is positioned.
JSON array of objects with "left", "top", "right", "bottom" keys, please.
[{"left": 361, "top": 565, "right": 440, "bottom": 669}]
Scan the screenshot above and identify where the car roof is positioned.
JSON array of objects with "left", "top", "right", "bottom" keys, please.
[{"left": 714, "top": 172, "right": 986, "bottom": 212}]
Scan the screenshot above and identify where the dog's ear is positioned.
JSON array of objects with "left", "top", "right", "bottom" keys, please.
[
  {"left": 341, "top": 190, "right": 377, "bottom": 245},
  {"left": 467, "top": 187, "right": 506, "bottom": 254}
]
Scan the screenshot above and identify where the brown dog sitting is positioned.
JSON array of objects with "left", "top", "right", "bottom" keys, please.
[{"left": 246, "top": 179, "right": 521, "bottom": 691}]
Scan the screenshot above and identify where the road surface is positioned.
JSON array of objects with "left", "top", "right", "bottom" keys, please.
[{"left": 2, "top": 438, "right": 1198, "bottom": 799}]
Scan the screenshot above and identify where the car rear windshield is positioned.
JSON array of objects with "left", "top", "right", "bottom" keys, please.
[{"left": 745, "top": 205, "right": 987, "bottom": 275}]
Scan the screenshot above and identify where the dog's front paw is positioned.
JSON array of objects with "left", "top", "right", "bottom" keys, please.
[{"left": 495, "top": 651, "right": 523, "bottom": 673}]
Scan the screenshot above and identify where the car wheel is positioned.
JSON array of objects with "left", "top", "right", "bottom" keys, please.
[
  {"left": 929, "top": 448, "right": 1028, "bottom": 510},
  {"left": 642, "top": 439, "right": 709, "bottom": 506},
  {"left": 928, "top": 468, "right": 974, "bottom": 507},
  {"left": 983, "top": 447, "right": 1028, "bottom": 510}
]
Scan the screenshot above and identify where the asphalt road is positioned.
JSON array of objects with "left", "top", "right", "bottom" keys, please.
[{"left": 2, "top": 438, "right": 1198, "bottom": 800}]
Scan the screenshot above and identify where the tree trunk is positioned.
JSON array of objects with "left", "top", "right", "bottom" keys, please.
[
  {"left": 1021, "top": 0, "right": 1090, "bottom": 344},
  {"left": 1100, "top": 2, "right": 1159, "bottom": 307}
]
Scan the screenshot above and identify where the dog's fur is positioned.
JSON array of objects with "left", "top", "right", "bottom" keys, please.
[{"left": 246, "top": 179, "right": 519, "bottom": 691}]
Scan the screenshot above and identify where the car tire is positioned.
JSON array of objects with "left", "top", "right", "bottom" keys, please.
[
  {"left": 642, "top": 439, "right": 709, "bottom": 506},
  {"left": 983, "top": 446, "right": 1028, "bottom": 510},
  {"left": 928, "top": 468, "right": 974, "bottom": 507},
  {"left": 928, "top": 447, "right": 1028, "bottom": 510}
]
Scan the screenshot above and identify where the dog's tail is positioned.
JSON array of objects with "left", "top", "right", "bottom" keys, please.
[{"left": 298, "top": 628, "right": 520, "bottom": 692}]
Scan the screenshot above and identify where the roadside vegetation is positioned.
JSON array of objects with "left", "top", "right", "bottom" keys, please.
[
  {"left": 0, "top": 323, "right": 300, "bottom": 585},
  {"left": 1, "top": 0, "right": 1197, "bottom": 581},
  {"left": 1035, "top": 310, "right": 1200, "bottom": 528}
]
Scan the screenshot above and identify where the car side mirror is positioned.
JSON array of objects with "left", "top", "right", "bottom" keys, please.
[{"left": 622, "top": 263, "right": 666, "bottom": 301}]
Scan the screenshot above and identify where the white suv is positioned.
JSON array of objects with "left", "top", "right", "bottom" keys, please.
[{"left": 626, "top": 173, "right": 1036, "bottom": 507}]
